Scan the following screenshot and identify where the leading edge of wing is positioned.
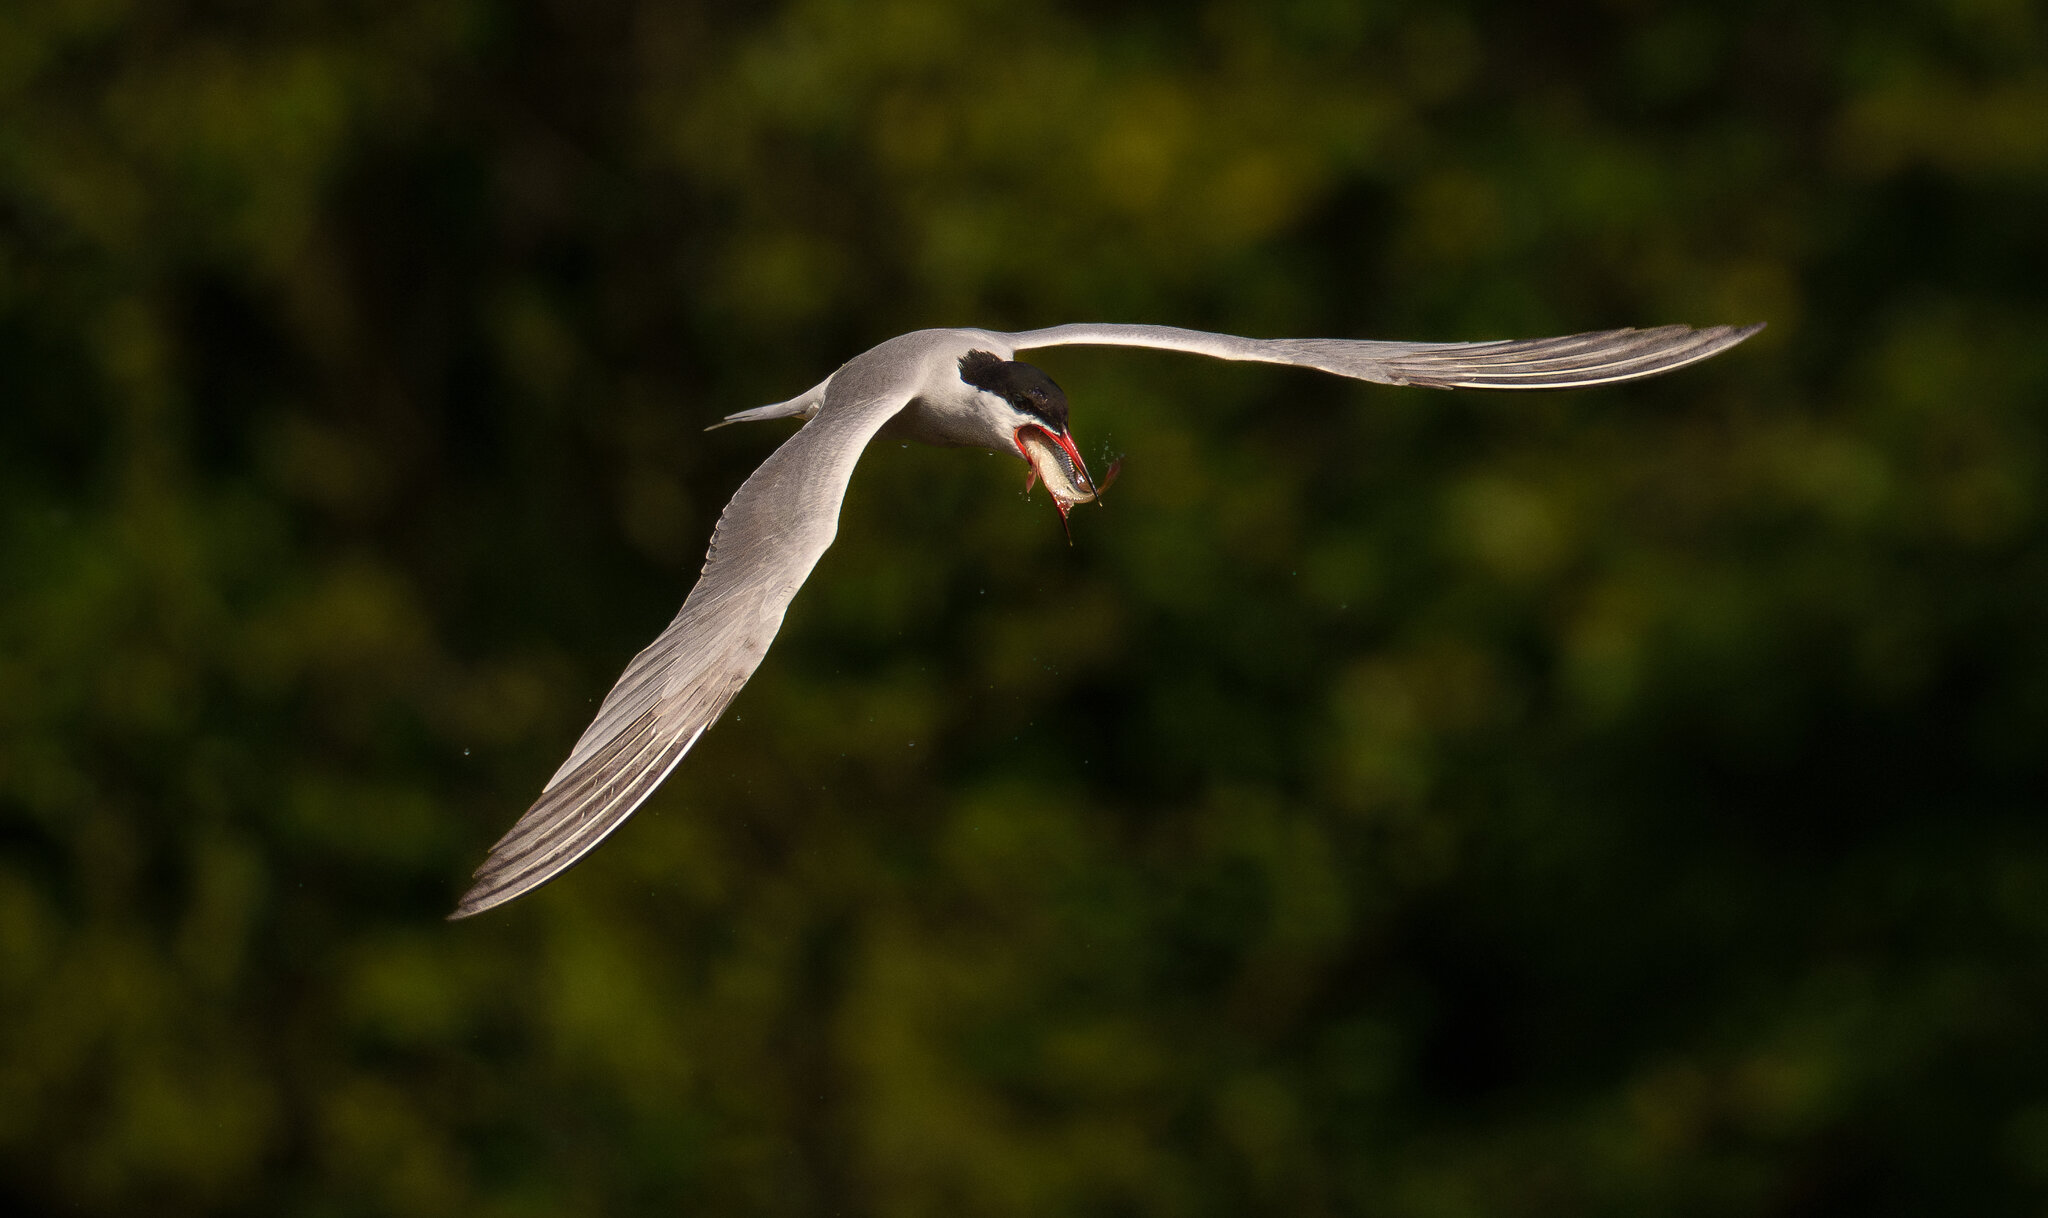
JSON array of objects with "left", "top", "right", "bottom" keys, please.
[
  {"left": 450, "top": 387, "right": 915, "bottom": 919},
  {"left": 1004, "top": 322, "right": 1764, "bottom": 389}
]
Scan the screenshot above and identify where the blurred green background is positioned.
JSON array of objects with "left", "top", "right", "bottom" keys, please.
[{"left": 3, "top": 0, "right": 2046, "bottom": 1213}]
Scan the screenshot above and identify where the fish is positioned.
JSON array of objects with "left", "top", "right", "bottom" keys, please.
[{"left": 1017, "top": 425, "right": 1122, "bottom": 542}]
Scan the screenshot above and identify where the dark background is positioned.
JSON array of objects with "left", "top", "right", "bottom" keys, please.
[{"left": 4, "top": 0, "right": 2046, "bottom": 1213}]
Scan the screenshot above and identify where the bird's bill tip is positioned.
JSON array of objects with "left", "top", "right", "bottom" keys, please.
[{"left": 1053, "top": 427, "right": 1096, "bottom": 495}]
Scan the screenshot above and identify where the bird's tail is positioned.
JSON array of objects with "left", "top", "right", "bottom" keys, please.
[{"left": 705, "top": 382, "right": 828, "bottom": 430}]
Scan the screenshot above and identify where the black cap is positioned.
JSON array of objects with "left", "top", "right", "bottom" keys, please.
[{"left": 959, "top": 350, "right": 1069, "bottom": 433}]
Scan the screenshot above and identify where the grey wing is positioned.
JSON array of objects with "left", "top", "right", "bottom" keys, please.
[
  {"left": 1004, "top": 322, "right": 1763, "bottom": 389},
  {"left": 451, "top": 386, "right": 914, "bottom": 918}
]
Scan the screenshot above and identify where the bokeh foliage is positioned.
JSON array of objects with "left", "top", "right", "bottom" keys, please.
[{"left": 4, "top": 0, "right": 2047, "bottom": 1213}]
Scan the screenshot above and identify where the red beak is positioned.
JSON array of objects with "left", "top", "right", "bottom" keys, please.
[{"left": 1050, "top": 429, "right": 1096, "bottom": 496}]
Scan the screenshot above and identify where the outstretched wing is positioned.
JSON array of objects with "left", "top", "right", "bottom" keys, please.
[
  {"left": 451, "top": 384, "right": 914, "bottom": 918},
  {"left": 1003, "top": 322, "right": 1762, "bottom": 389}
]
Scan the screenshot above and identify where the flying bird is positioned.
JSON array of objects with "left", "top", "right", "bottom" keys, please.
[{"left": 451, "top": 320, "right": 1762, "bottom": 918}]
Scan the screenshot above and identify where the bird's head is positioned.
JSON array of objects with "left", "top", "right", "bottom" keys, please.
[{"left": 958, "top": 349, "right": 1111, "bottom": 534}]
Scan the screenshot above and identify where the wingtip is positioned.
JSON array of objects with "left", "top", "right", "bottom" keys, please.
[
  {"left": 446, "top": 852, "right": 545, "bottom": 920},
  {"left": 448, "top": 857, "right": 537, "bottom": 919},
  {"left": 1701, "top": 320, "right": 1768, "bottom": 356},
  {"left": 446, "top": 883, "right": 497, "bottom": 921}
]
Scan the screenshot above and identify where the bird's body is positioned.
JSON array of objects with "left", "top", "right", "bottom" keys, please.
[{"left": 451, "top": 320, "right": 1761, "bottom": 918}]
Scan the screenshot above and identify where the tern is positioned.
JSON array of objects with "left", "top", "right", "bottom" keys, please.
[{"left": 451, "top": 320, "right": 1761, "bottom": 918}]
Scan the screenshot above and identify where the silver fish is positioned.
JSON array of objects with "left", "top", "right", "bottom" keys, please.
[{"left": 1017, "top": 425, "right": 1122, "bottom": 541}]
